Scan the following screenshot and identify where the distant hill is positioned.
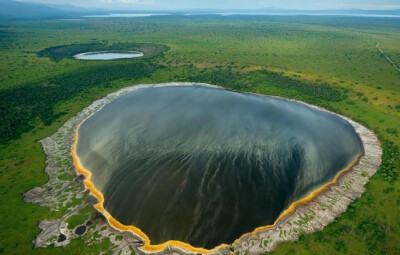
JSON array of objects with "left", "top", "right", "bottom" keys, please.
[
  {"left": 47, "top": 3, "right": 106, "bottom": 13},
  {"left": 0, "top": 0, "right": 67, "bottom": 20},
  {"left": 0, "top": 0, "right": 399, "bottom": 20},
  {"left": 0, "top": 0, "right": 107, "bottom": 20}
]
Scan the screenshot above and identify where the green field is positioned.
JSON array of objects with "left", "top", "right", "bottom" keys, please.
[{"left": 0, "top": 15, "right": 399, "bottom": 254}]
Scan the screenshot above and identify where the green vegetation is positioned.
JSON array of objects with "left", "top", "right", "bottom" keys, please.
[
  {"left": 0, "top": 15, "right": 399, "bottom": 254},
  {"left": 186, "top": 68, "right": 345, "bottom": 102},
  {"left": 65, "top": 205, "right": 94, "bottom": 230},
  {"left": 0, "top": 62, "right": 161, "bottom": 142},
  {"left": 57, "top": 172, "right": 75, "bottom": 182},
  {"left": 66, "top": 214, "right": 87, "bottom": 230}
]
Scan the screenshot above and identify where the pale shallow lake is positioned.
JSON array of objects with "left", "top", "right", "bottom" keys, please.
[
  {"left": 76, "top": 85, "right": 364, "bottom": 248},
  {"left": 74, "top": 51, "right": 144, "bottom": 60}
]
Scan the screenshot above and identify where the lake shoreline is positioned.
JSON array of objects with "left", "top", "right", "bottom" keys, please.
[{"left": 25, "top": 82, "right": 382, "bottom": 255}]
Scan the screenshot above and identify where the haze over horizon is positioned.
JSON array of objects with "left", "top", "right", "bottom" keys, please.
[{"left": 16, "top": 0, "right": 400, "bottom": 11}]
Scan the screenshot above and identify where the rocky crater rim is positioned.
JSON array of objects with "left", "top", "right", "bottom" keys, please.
[
  {"left": 69, "top": 82, "right": 380, "bottom": 254},
  {"left": 37, "top": 42, "right": 169, "bottom": 61}
]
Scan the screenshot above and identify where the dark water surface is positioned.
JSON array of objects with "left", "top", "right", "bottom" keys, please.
[{"left": 76, "top": 85, "right": 363, "bottom": 248}]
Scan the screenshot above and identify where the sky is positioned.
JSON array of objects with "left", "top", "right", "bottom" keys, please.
[{"left": 19, "top": 0, "right": 400, "bottom": 11}]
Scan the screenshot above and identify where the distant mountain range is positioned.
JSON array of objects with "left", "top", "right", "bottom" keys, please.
[
  {"left": 0, "top": 0, "right": 105, "bottom": 20},
  {"left": 0, "top": 0, "right": 65, "bottom": 20},
  {"left": 0, "top": 0, "right": 399, "bottom": 20}
]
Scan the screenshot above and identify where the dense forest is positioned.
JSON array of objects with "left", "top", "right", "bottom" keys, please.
[
  {"left": 187, "top": 68, "right": 345, "bottom": 102},
  {"left": 0, "top": 61, "right": 161, "bottom": 143}
]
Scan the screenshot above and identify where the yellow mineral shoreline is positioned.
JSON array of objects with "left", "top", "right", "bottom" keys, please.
[
  {"left": 71, "top": 121, "right": 229, "bottom": 254},
  {"left": 71, "top": 112, "right": 363, "bottom": 255},
  {"left": 232, "top": 153, "right": 362, "bottom": 245}
]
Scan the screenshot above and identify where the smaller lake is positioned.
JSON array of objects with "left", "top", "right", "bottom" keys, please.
[{"left": 74, "top": 51, "right": 144, "bottom": 60}]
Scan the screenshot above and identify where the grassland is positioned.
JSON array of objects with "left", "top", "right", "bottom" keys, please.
[{"left": 0, "top": 15, "right": 399, "bottom": 254}]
